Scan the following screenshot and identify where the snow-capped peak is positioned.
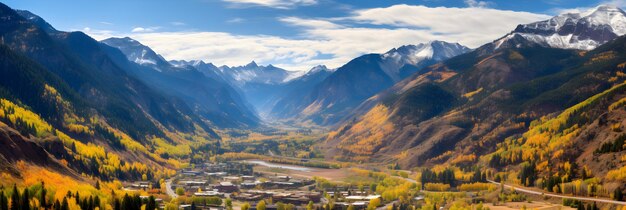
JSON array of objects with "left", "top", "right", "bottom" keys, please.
[
  {"left": 495, "top": 5, "right": 626, "bottom": 50},
  {"left": 102, "top": 37, "right": 172, "bottom": 69},
  {"left": 308, "top": 65, "right": 330, "bottom": 73},
  {"left": 379, "top": 41, "right": 471, "bottom": 81}
]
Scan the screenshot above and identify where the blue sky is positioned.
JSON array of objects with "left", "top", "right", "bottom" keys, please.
[{"left": 3, "top": 0, "right": 623, "bottom": 70}]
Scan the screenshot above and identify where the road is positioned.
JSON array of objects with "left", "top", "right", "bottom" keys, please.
[
  {"left": 165, "top": 179, "right": 178, "bottom": 199},
  {"left": 487, "top": 180, "right": 626, "bottom": 205}
]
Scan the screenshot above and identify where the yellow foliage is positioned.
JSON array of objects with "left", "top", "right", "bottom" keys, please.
[
  {"left": 450, "top": 154, "right": 476, "bottom": 165},
  {"left": 606, "top": 165, "right": 626, "bottom": 181},
  {"left": 154, "top": 137, "right": 191, "bottom": 157},
  {"left": 463, "top": 88, "right": 483, "bottom": 98},
  {"left": 66, "top": 123, "right": 94, "bottom": 135},
  {"left": 424, "top": 183, "right": 451, "bottom": 191},
  {"left": 609, "top": 97, "right": 626, "bottom": 111},
  {"left": 586, "top": 51, "right": 616, "bottom": 65},
  {"left": 0, "top": 98, "right": 53, "bottom": 137},
  {"left": 333, "top": 105, "right": 394, "bottom": 158},
  {"left": 458, "top": 183, "right": 495, "bottom": 191}
]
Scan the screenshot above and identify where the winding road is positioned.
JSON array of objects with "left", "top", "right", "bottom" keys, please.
[
  {"left": 165, "top": 179, "right": 178, "bottom": 199},
  {"left": 487, "top": 180, "right": 626, "bottom": 205}
]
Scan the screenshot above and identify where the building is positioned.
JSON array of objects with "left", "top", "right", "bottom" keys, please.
[
  {"left": 223, "top": 176, "right": 241, "bottom": 182},
  {"left": 242, "top": 175, "right": 255, "bottom": 181},
  {"left": 181, "top": 180, "right": 209, "bottom": 186},
  {"left": 241, "top": 181, "right": 260, "bottom": 189},
  {"left": 345, "top": 195, "right": 381, "bottom": 202},
  {"left": 233, "top": 193, "right": 266, "bottom": 201},
  {"left": 214, "top": 182, "right": 239, "bottom": 193},
  {"left": 194, "top": 190, "right": 224, "bottom": 197},
  {"left": 181, "top": 170, "right": 203, "bottom": 176}
]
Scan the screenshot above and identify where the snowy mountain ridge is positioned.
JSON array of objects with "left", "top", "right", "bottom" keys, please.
[{"left": 496, "top": 5, "right": 626, "bottom": 50}]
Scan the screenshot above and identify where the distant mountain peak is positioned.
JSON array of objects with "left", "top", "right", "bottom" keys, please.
[
  {"left": 380, "top": 41, "right": 471, "bottom": 80},
  {"left": 496, "top": 5, "right": 626, "bottom": 50},
  {"left": 245, "top": 61, "right": 259, "bottom": 68},
  {"left": 309, "top": 65, "right": 329, "bottom": 72},
  {"left": 101, "top": 37, "right": 172, "bottom": 70}
]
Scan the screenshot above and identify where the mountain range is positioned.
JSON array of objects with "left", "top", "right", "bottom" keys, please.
[
  {"left": 324, "top": 6, "right": 626, "bottom": 191},
  {"left": 269, "top": 41, "right": 471, "bottom": 125}
]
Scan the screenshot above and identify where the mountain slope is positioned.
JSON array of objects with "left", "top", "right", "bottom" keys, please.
[
  {"left": 273, "top": 41, "right": 471, "bottom": 125},
  {"left": 0, "top": 3, "right": 219, "bottom": 186},
  {"left": 327, "top": 29, "right": 626, "bottom": 179},
  {"left": 326, "top": 6, "right": 626, "bottom": 167},
  {"left": 101, "top": 37, "right": 259, "bottom": 128}
]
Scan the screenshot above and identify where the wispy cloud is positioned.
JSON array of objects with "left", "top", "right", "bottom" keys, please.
[
  {"left": 131, "top": 26, "right": 161, "bottom": 33},
  {"left": 86, "top": 4, "right": 549, "bottom": 71},
  {"left": 99, "top": 21, "right": 114, "bottom": 25},
  {"left": 222, "top": 0, "right": 317, "bottom": 9}
]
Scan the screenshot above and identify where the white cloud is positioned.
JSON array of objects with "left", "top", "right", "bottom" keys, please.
[
  {"left": 464, "top": 0, "right": 492, "bottom": 8},
  {"left": 222, "top": 0, "right": 317, "bottom": 9},
  {"left": 279, "top": 17, "right": 341, "bottom": 29},
  {"left": 86, "top": 4, "right": 550, "bottom": 71},
  {"left": 347, "top": 5, "right": 549, "bottom": 47},
  {"left": 80, "top": 27, "right": 116, "bottom": 40},
  {"left": 131, "top": 26, "right": 161, "bottom": 33}
]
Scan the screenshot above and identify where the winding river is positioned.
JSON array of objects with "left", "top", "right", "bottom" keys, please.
[{"left": 241, "top": 160, "right": 315, "bottom": 172}]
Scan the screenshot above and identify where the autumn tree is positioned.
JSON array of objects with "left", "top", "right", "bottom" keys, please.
[
  {"left": 241, "top": 202, "right": 250, "bottom": 210},
  {"left": 176, "top": 187, "right": 185, "bottom": 196},
  {"left": 306, "top": 201, "right": 314, "bottom": 210},
  {"left": 256, "top": 200, "right": 266, "bottom": 210},
  {"left": 367, "top": 198, "right": 381, "bottom": 210},
  {"left": 225, "top": 198, "right": 232, "bottom": 210}
]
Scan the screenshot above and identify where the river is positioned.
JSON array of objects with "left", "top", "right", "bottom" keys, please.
[{"left": 241, "top": 160, "right": 315, "bottom": 172}]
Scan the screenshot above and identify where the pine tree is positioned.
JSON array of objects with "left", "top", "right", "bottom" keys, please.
[
  {"left": 95, "top": 181, "right": 100, "bottom": 190},
  {"left": 122, "top": 194, "right": 131, "bottom": 210},
  {"left": 146, "top": 196, "right": 156, "bottom": 210},
  {"left": 53, "top": 199, "right": 61, "bottom": 210},
  {"left": 0, "top": 191, "right": 8, "bottom": 210},
  {"left": 614, "top": 187, "right": 624, "bottom": 201},
  {"left": 10, "top": 185, "right": 19, "bottom": 210},
  {"left": 114, "top": 198, "right": 121, "bottom": 210},
  {"left": 20, "top": 188, "right": 29, "bottom": 210},
  {"left": 39, "top": 182, "right": 46, "bottom": 209},
  {"left": 74, "top": 192, "right": 80, "bottom": 206},
  {"left": 94, "top": 196, "right": 100, "bottom": 210},
  {"left": 61, "top": 197, "right": 69, "bottom": 210}
]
